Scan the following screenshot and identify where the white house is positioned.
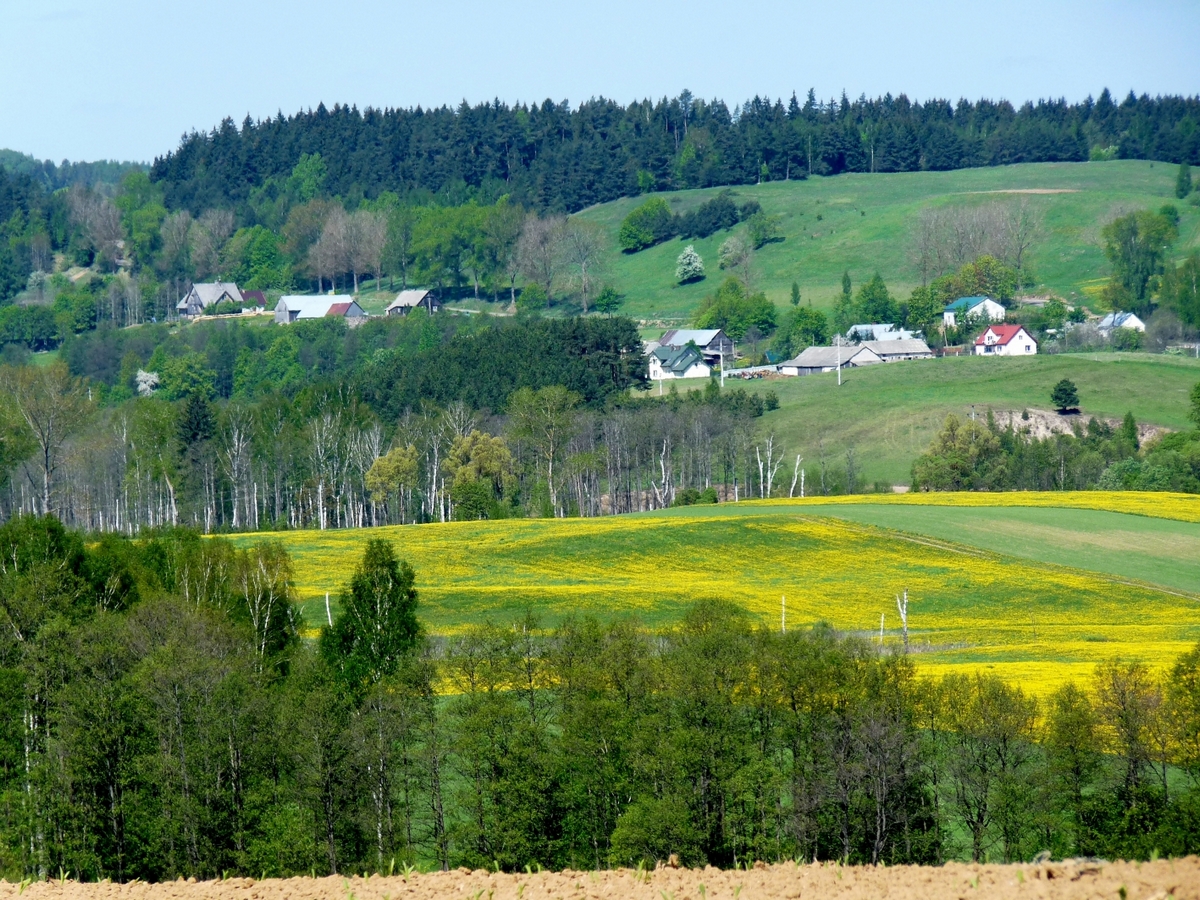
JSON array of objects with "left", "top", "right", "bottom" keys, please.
[
  {"left": 648, "top": 345, "right": 711, "bottom": 380},
  {"left": 1097, "top": 311, "right": 1146, "bottom": 333},
  {"left": 177, "top": 282, "right": 244, "bottom": 317},
  {"left": 846, "top": 323, "right": 918, "bottom": 342},
  {"left": 974, "top": 324, "right": 1038, "bottom": 356},
  {"left": 658, "top": 328, "right": 735, "bottom": 365},
  {"left": 943, "top": 296, "right": 1006, "bottom": 328},
  {"left": 860, "top": 338, "right": 934, "bottom": 362},
  {"left": 779, "top": 345, "right": 883, "bottom": 376},
  {"left": 274, "top": 295, "right": 367, "bottom": 324},
  {"left": 385, "top": 289, "right": 438, "bottom": 315}
]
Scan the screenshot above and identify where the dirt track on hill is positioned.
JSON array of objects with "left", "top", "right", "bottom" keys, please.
[{"left": 6, "top": 858, "right": 1198, "bottom": 900}]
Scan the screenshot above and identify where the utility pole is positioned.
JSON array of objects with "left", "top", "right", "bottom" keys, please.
[{"left": 836, "top": 335, "right": 843, "bottom": 386}]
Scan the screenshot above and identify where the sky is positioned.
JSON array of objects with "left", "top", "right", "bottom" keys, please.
[{"left": 2, "top": 0, "right": 1198, "bottom": 164}]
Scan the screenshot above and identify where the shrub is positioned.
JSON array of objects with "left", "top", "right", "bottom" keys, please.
[{"left": 618, "top": 197, "right": 675, "bottom": 252}]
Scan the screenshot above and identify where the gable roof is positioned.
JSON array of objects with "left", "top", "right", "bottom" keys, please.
[
  {"left": 277, "top": 295, "right": 365, "bottom": 319},
  {"left": 386, "top": 289, "right": 433, "bottom": 311},
  {"left": 178, "top": 281, "right": 242, "bottom": 310},
  {"left": 659, "top": 328, "right": 725, "bottom": 348},
  {"left": 651, "top": 344, "right": 707, "bottom": 375},
  {"left": 783, "top": 345, "right": 883, "bottom": 368},
  {"left": 944, "top": 295, "right": 993, "bottom": 312},
  {"left": 241, "top": 290, "right": 267, "bottom": 307},
  {"left": 974, "top": 324, "right": 1034, "bottom": 346},
  {"left": 847, "top": 323, "right": 918, "bottom": 342},
  {"left": 1098, "top": 311, "right": 1143, "bottom": 329},
  {"left": 860, "top": 338, "right": 933, "bottom": 357}
]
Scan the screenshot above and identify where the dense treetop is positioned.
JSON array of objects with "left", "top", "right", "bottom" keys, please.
[{"left": 151, "top": 89, "right": 1200, "bottom": 215}]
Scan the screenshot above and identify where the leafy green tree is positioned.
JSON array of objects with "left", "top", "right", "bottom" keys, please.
[
  {"left": 1161, "top": 252, "right": 1200, "bottom": 327},
  {"left": 1051, "top": 378, "right": 1080, "bottom": 412},
  {"left": 674, "top": 245, "right": 704, "bottom": 283},
  {"left": 692, "top": 276, "right": 776, "bottom": 339},
  {"left": 841, "top": 270, "right": 852, "bottom": 301},
  {"left": 320, "top": 539, "right": 421, "bottom": 689},
  {"left": 790, "top": 281, "right": 801, "bottom": 306},
  {"left": 592, "top": 285, "right": 623, "bottom": 314},
  {"left": 856, "top": 273, "right": 898, "bottom": 323},
  {"left": 516, "top": 281, "right": 547, "bottom": 313},
  {"left": 910, "top": 414, "right": 1006, "bottom": 491},
  {"left": 507, "top": 385, "right": 581, "bottom": 514},
  {"left": 1177, "top": 162, "right": 1193, "bottom": 199},
  {"left": 618, "top": 197, "right": 674, "bottom": 252},
  {"left": 1101, "top": 209, "right": 1178, "bottom": 313},
  {"left": 1191, "top": 381, "right": 1200, "bottom": 429},
  {"left": 745, "top": 211, "right": 783, "bottom": 248}
]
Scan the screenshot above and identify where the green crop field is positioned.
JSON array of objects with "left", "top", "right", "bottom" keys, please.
[
  {"left": 574, "top": 160, "right": 1200, "bottom": 322},
  {"left": 716, "top": 351, "right": 1200, "bottom": 486},
  {"left": 230, "top": 491, "right": 1200, "bottom": 695}
]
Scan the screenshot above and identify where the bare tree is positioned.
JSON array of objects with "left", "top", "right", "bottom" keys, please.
[
  {"left": 517, "top": 214, "right": 566, "bottom": 301},
  {"left": 68, "top": 186, "right": 124, "bottom": 270},
  {"left": 352, "top": 210, "right": 388, "bottom": 294},
  {"left": 188, "top": 209, "right": 235, "bottom": 280},
  {"left": 559, "top": 219, "right": 608, "bottom": 313},
  {"left": 319, "top": 208, "right": 351, "bottom": 292},
  {"left": 0, "top": 362, "right": 93, "bottom": 513}
]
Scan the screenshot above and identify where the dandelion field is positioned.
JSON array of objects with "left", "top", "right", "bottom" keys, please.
[{"left": 232, "top": 492, "right": 1200, "bottom": 694}]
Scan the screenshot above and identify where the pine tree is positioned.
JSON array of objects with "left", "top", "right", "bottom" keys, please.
[
  {"left": 1051, "top": 378, "right": 1079, "bottom": 413},
  {"left": 842, "top": 270, "right": 852, "bottom": 300},
  {"left": 790, "top": 281, "right": 801, "bottom": 306},
  {"left": 1178, "top": 161, "right": 1194, "bottom": 199},
  {"left": 675, "top": 245, "right": 705, "bottom": 283}
]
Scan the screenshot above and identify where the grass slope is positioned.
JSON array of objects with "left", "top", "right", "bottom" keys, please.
[
  {"left": 575, "top": 160, "right": 1200, "bottom": 321},
  {"left": 232, "top": 492, "right": 1200, "bottom": 694},
  {"left": 725, "top": 351, "right": 1200, "bottom": 486}
]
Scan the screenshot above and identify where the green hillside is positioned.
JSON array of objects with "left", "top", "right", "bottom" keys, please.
[
  {"left": 723, "top": 351, "right": 1200, "bottom": 486},
  {"left": 576, "top": 160, "right": 1200, "bottom": 322}
]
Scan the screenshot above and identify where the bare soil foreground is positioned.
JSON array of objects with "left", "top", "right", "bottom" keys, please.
[{"left": 6, "top": 859, "right": 1199, "bottom": 900}]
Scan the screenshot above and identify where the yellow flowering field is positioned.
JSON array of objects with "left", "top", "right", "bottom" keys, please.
[
  {"left": 743, "top": 490, "right": 1200, "bottom": 523},
  {"left": 232, "top": 504, "right": 1200, "bottom": 695}
]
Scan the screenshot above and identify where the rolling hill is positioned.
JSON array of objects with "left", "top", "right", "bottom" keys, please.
[
  {"left": 228, "top": 491, "right": 1200, "bottom": 694},
  {"left": 572, "top": 160, "right": 1200, "bottom": 323}
]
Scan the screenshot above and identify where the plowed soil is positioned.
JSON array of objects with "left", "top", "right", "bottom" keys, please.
[{"left": 6, "top": 858, "right": 1198, "bottom": 900}]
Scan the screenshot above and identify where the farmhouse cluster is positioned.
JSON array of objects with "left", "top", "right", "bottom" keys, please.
[{"left": 177, "top": 283, "right": 438, "bottom": 325}]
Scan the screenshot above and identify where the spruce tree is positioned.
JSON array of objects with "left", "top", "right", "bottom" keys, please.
[
  {"left": 842, "top": 270, "right": 852, "bottom": 300},
  {"left": 791, "top": 281, "right": 801, "bottom": 306},
  {"left": 1051, "top": 378, "right": 1080, "bottom": 413}
]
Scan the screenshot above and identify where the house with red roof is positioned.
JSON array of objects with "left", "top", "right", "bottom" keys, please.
[{"left": 974, "top": 324, "right": 1037, "bottom": 356}]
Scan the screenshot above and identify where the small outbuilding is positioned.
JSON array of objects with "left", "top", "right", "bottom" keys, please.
[{"left": 385, "top": 289, "right": 437, "bottom": 315}]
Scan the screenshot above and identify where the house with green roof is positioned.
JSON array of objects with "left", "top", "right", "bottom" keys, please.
[{"left": 942, "top": 296, "right": 1005, "bottom": 328}]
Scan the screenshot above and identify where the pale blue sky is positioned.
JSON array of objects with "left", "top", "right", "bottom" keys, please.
[{"left": 2, "top": 0, "right": 1197, "bottom": 164}]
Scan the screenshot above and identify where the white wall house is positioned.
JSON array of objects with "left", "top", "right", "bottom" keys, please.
[
  {"left": 974, "top": 324, "right": 1038, "bottom": 356},
  {"left": 274, "top": 295, "right": 367, "bottom": 324},
  {"left": 648, "top": 345, "right": 711, "bottom": 380},
  {"left": 943, "top": 296, "right": 1006, "bottom": 328},
  {"left": 1097, "top": 311, "right": 1146, "bottom": 333}
]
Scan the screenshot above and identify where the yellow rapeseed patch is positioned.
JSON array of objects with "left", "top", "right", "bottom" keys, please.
[
  {"left": 745, "top": 490, "right": 1200, "bottom": 524},
  {"left": 232, "top": 500, "right": 1200, "bottom": 696}
]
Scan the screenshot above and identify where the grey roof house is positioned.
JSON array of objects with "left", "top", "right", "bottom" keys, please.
[
  {"left": 385, "top": 289, "right": 438, "bottom": 315},
  {"left": 648, "top": 345, "right": 711, "bottom": 380},
  {"left": 658, "top": 328, "right": 735, "bottom": 364},
  {"left": 779, "top": 345, "right": 883, "bottom": 376},
  {"left": 859, "top": 338, "right": 934, "bottom": 362},
  {"left": 177, "top": 282, "right": 244, "bottom": 317}
]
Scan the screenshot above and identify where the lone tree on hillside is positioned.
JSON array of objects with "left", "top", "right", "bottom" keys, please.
[
  {"left": 1178, "top": 161, "right": 1193, "bottom": 200},
  {"left": 1190, "top": 380, "right": 1200, "bottom": 428},
  {"left": 1051, "top": 378, "right": 1080, "bottom": 413},
  {"left": 675, "top": 245, "right": 705, "bottom": 284}
]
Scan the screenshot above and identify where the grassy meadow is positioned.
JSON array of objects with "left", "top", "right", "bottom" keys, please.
[
  {"left": 231, "top": 491, "right": 1200, "bottom": 695},
  {"left": 723, "top": 350, "right": 1200, "bottom": 486},
  {"left": 574, "top": 160, "right": 1200, "bottom": 322}
]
